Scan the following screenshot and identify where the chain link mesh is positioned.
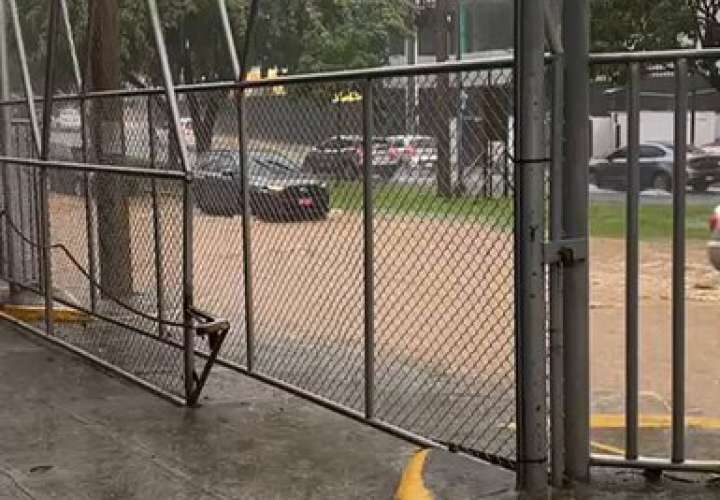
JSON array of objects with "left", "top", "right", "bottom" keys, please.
[{"left": 0, "top": 6, "right": 522, "bottom": 457}]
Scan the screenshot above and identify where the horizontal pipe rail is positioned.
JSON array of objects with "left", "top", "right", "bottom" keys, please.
[
  {"left": 591, "top": 455, "right": 720, "bottom": 473},
  {"left": 589, "top": 47, "right": 720, "bottom": 64},
  {"left": 0, "top": 156, "right": 188, "bottom": 180},
  {"left": 0, "top": 53, "right": 528, "bottom": 107},
  {"left": 2, "top": 48, "right": 719, "bottom": 108},
  {"left": 1, "top": 48, "right": 720, "bottom": 108}
]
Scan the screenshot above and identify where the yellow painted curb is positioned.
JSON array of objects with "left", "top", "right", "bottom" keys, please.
[
  {"left": 591, "top": 440, "right": 625, "bottom": 456},
  {"left": 0, "top": 305, "right": 91, "bottom": 324},
  {"left": 592, "top": 414, "right": 720, "bottom": 431},
  {"left": 395, "top": 449, "right": 433, "bottom": 500}
]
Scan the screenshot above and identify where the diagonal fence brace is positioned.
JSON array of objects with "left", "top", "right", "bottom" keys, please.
[{"left": 186, "top": 306, "right": 230, "bottom": 406}]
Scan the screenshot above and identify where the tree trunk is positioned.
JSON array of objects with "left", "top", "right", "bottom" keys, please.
[
  {"left": 434, "top": 0, "right": 453, "bottom": 198},
  {"left": 89, "top": 0, "right": 133, "bottom": 297},
  {"left": 187, "top": 93, "right": 218, "bottom": 153}
]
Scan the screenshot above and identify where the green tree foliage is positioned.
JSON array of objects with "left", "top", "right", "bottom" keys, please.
[
  {"left": 591, "top": 0, "right": 696, "bottom": 53},
  {"left": 15, "top": 0, "right": 412, "bottom": 91},
  {"left": 590, "top": 0, "right": 720, "bottom": 87}
]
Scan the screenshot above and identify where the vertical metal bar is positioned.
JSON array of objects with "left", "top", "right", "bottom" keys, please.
[
  {"left": 455, "top": 1, "right": 464, "bottom": 193},
  {"left": 39, "top": 0, "right": 61, "bottom": 335},
  {"left": 362, "top": 78, "right": 375, "bottom": 419},
  {"left": 0, "top": 0, "right": 14, "bottom": 288},
  {"left": 148, "top": 96, "right": 166, "bottom": 337},
  {"left": 562, "top": 0, "right": 591, "bottom": 482},
  {"left": 217, "top": 0, "right": 240, "bottom": 80},
  {"left": 58, "top": 0, "right": 81, "bottom": 91},
  {"left": 7, "top": 0, "right": 42, "bottom": 292},
  {"left": 239, "top": 0, "right": 260, "bottom": 78},
  {"left": 515, "top": 0, "right": 547, "bottom": 493},
  {"left": 672, "top": 58, "right": 688, "bottom": 464},
  {"left": 77, "top": 0, "right": 97, "bottom": 312},
  {"left": 6, "top": 0, "right": 41, "bottom": 155},
  {"left": 236, "top": 0, "right": 259, "bottom": 371},
  {"left": 146, "top": 0, "right": 195, "bottom": 401},
  {"left": 550, "top": 53, "right": 565, "bottom": 488},
  {"left": 626, "top": 61, "right": 641, "bottom": 461},
  {"left": 405, "top": 34, "right": 417, "bottom": 134},
  {"left": 237, "top": 87, "right": 254, "bottom": 371}
]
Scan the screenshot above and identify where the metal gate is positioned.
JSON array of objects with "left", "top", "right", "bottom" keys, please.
[
  {"left": 5, "top": 0, "right": 720, "bottom": 496},
  {"left": 0, "top": 0, "right": 549, "bottom": 488}
]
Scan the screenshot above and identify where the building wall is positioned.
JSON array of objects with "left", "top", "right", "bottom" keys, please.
[{"left": 591, "top": 111, "right": 719, "bottom": 157}]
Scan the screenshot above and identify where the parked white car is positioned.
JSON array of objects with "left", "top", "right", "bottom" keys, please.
[{"left": 386, "top": 135, "right": 438, "bottom": 168}]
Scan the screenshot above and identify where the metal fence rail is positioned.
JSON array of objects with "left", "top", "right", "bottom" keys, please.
[
  {"left": 586, "top": 53, "right": 720, "bottom": 474},
  {"left": 0, "top": 34, "right": 526, "bottom": 470}
]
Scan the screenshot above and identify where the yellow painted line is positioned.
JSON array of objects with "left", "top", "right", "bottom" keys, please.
[
  {"left": 0, "top": 305, "right": 91, "bottom": 324},
  {"left": 395, "top": 449, "right": 433, "bottom": 500},
  {"left": 592, "top": 414, "right": 720, "bottom": 430},
  {"left": 591, "top": 441, "right": 625, "bottom": 456}
]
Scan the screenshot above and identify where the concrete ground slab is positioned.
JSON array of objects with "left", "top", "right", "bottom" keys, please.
[
  {"left": 3, "top": 320, "right": 720, "bottom": 499},
  {"left": 0, "top": 320, "right": 512, "bottom": 500}
]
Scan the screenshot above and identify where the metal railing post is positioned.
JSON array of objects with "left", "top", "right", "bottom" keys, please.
[
  {"left": 515, "top": 0, "right": 547, "bottom": 493},
  {"left": 237, "top": 0, "right": 260, "bottom": 372},
  {"left": 625, "top": 62, "right": 641, "bottom": 461},
  {"left": 66, "top": 0, "right": 99, "bottom": 313},
  {"left": 0, "top": 0, "right": 13, "bottom": 285},
  {"left": 562, "top": 0, "right": 591, "bottom": 482},
  {"left": 7, "top": 0, "right": 44, "bottom": 293},
  {"left": 237, "top": 87, "right": 254, "bottom": 371},
  {"left": 216, "top": 0, "right": 240, "bottom": 80},
  {"left": 148, "top": 96, "right": 166, "bottom": 337},
  {"left": 146, "top": 0, "right": 195, "bottom": 402},
  {"left": 672, "top": 58, "right": 688, "bottom": 464},
  {"left": 39, "top": 0, "right": 62, "bottom": 335},
  {"left": 549, "top": 53, "right": 565, "bottom": 488},
  {"left": 362, "top": 78, "right": 375, "bottom": 419}
]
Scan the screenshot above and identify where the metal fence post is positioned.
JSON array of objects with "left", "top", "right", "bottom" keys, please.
[
  {"left": 217, "top": 0, "right": 240, "bottom": 80},
  {"left": 626, "top": 62, "right": 640, "bottom": 461},
  {"left": 549, "top": 53, "right": 566, "bottom": 488},
  {"left": 562, "top": 0, "right": 591, "bottom": 482},
  {"left": 62, "top": 0, "right": 99, "bottom": 313},
  {"left": 39, "top": 0, "right": 62, "bottom": 335},
  {"left": 362, "top": 78, "right": 375, "bottom": 419},
  {"left": 237, "top": 87, "right": 255, "bottom": 371},
  {"left": 0, "top": 0, "right": 13, "bottom": 285},
  {"left": 146, "top": 0, "right": 195, "bottom": 402},
  {"left": 237, "top": 0, "right": 260, "bottom": 372},
  {"left": 515, "top": 0, "right": 547, "bottom": 493},
  {"left": 672, "top": 58, "right": 688, "bottom": 464},
  {"left": 148, "top": 96, "right": 166, "bottom": 337},
  {"left": 7, "top": 0, "right": 43, "bottom": 293}
]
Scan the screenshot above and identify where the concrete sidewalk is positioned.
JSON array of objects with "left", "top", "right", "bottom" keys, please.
[
  {"left": 2, "top": 320, "right": 720, "bottom": 499},
  {"left": 0, "top": 320, "right": 515, "bottom": 499}
]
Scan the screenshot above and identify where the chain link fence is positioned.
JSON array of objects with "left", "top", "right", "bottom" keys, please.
[
  {"left": 0, "top": 59, "right": 522, "bottom": 464},
  {"left": 165, "top": 64, "right": 519, "bottom": 462}
]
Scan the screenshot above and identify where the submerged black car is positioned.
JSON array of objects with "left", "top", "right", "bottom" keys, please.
[{"left": 193, "top": 150, "right": 330, "bottom": 221}]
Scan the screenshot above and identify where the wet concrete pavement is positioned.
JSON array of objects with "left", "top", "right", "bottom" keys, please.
[
  {"left": 0, "top": 319, "right": 516, "bottom": 499},
  {"left": 2, "top": 319, "right": 720, "bottom": 499}
]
